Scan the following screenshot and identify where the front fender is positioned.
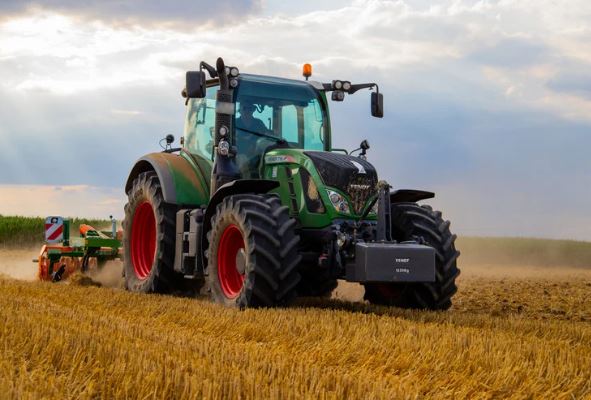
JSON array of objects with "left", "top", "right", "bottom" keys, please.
[
  {"left": 390, "top": 189, "right": 434, "bottom": 204},
  {"left": 125, "top": 152, "right": 209, "bottom": 206}
]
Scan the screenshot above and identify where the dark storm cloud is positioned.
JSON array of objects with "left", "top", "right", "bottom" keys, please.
[{"left": 0, "top": 0, "right": 262, "bottom": 27}]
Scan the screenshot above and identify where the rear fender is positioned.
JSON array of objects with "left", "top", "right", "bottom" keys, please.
[{"left": 125, "top": 152, "right": 209, "bottom": 207}]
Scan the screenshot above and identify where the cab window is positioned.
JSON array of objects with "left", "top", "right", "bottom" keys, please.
[{"left": 183, "top": 87, "right": 217, "bottom": 161}]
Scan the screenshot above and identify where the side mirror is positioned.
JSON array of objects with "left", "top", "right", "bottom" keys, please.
[
  {"left": 360, "top": 139, "right": 370, "bottom": 150},
  {"left": 185, "top": 71, "right": 206, "bottom": 98},
  {"left": 371, "top": 92, "right": 383, "bottom": 118}
]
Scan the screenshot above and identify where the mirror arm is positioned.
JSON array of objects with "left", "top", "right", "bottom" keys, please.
[
  {"left": 200, "top": 61, "right": 218, "bottom": 78},
  {"left": 348, "top": 83, "right": 378, "bottom": 94},
  {"left": 319, "top": 82, "right": 378, "bottom": 94}
]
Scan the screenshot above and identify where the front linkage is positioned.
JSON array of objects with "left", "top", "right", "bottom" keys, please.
[{"left": 321, "top": 183, "right": 461, "bottom": 310}]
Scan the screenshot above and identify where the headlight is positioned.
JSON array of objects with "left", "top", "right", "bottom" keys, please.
[
  {"left": 343, "top": 81, "right": 351, "bottom": 91},
  {"left": 333, "top": 80, "right": 343, "bottom": 90},
  {"left": 327, "top": 190, "right": 350, "bottom": 214},
  {"left": 300, "top": 169, "right": 325, "bottom": 213}
]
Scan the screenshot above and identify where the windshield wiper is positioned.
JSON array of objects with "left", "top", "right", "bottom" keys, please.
[{"left": 236, "top": 126, "right": 288, "bottom": 145}]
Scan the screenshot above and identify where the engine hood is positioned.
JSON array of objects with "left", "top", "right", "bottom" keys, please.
[{"left": 304, "top": 151, "right": 378, "bottom": 214}]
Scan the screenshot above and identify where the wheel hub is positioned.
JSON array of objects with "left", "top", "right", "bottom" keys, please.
[
  {"left": 217, "top": 224, "right": 246, "bottom": 299},
  {"left": 235, "top": 249, "right": 246, "bottom": 275},
  {"left": 130, "top": 201, "right": 156, "bottom": 280}
]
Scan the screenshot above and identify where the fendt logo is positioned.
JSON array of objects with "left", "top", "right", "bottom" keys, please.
[
  {"left": 349, "top": 184, "right": 371, "bottom": 190},
  {"left": 395, "top": 258, "right": 410, "bottom": 263}
]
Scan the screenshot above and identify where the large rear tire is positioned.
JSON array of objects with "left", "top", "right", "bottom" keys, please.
[
  {"left": 206, "top": 194, "right": 301, "bottom": 308},
  {"left": 123, "top": 171, "right": 179, "bottom": 293},
  {"left": 364, "top": 203, "right": 460, "bottom": 310}
]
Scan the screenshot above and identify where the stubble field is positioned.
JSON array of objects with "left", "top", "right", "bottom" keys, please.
[{"left": 0, "top": 228, "right": 590, "bottom": 399}]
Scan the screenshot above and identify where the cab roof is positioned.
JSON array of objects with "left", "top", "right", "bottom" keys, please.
[{"left": 206, "top": 73, "right": 323, "bottom": 91}]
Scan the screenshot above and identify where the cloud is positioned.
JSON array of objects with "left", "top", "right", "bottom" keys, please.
[
  {"left": 0, "top": 1, "right": 262, "bottom": 28},
  {"left": 547, "top": 68, "right": 591, "bottom": 100},
  {"left": 1, "top": 0, "right": 591, "bottom": 240},
  {"left": 468, "top": 38, "right": 551, "bottom": 68},
  {"left": 0, "top": 185, "right": 125, "bottom": 219}
]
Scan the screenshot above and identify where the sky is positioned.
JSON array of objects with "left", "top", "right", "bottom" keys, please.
[{"left": 0, "top": 0, "right": 590, "bottom": 240}]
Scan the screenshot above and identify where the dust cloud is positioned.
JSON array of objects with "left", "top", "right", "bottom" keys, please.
[
  {"left": 87, "top": 260, "right": 124, "bottom": 288},
  {"left": 0, "top": 247, "right": 124, "bottom": 288},
  {"left": 2, "top": 237, "right": 590, "bottom": 300},
  {"left": 0, "top": 247, "right": 39, "bottom": 281}
]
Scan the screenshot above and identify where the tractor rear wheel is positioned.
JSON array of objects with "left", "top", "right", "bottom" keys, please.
[
  {"left": 363, "top": 203, "right": 460, "bottom": 310},
  {"left": 206, "top": 194, "right": 301, "bottom": 308},
  {"left": 123, "top": 171, "right": 179, "bottom": 293}
]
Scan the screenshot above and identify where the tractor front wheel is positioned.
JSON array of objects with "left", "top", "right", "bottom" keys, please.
[
  {"left": 363, "top": 203, "right": 460, "bottom": 310},
  {"left": 123, "top": 171, "right": 179, "bottom": 293},
  {"left": 206, "top": 194, "right": 301, "bottom": 308}
]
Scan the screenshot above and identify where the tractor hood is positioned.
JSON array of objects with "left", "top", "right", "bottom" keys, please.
[{"left": 303, "top": 151, "right": 378, "bottom": 214}]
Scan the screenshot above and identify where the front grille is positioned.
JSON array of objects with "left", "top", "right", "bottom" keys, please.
[
  {"left": 304, "top": 151, "right": 377, "bottom": 215},
  {"left": 347, "top": 175, "right": 376, "bottom": 214}
]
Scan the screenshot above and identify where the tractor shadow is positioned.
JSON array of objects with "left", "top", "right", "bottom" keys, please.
[
  {"left": 293, "top": 296, "right": 444, "bottom": 323},
  {"left": 290, "top": 294, "right": 532, "bottom": 332}
]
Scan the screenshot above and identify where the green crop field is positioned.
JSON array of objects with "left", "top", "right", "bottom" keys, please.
[{"left": 0, "top": 215, "right": 110, "bottom": 248}]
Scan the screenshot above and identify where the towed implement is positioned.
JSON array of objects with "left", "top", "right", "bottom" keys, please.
[
  {"left": 122, "top": 57, "right": 460, "bottom": 309},
  {"left": 35, "top": 216, "right": 121, "bottom": 282}
]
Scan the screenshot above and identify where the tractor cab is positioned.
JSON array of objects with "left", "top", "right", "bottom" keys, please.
[{"left": 183, "top": 74, "right": 329, "bottom": 180}]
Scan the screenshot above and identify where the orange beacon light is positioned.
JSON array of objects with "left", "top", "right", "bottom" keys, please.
[{"left": 303, "top": 63, "right": 312, "bottom": 80}]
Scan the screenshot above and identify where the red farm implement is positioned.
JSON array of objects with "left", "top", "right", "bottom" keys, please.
[{"left": 35, "top": 216, "right": 122, "bottom": 282}]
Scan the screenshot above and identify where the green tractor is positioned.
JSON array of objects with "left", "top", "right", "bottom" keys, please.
[{"left": 123, "top": 57, "right": 460, "bottom": 309}]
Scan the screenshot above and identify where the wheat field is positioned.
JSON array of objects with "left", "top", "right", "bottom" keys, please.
[{"left": 0, "top": 264, "right": 590, "bottom": 399}]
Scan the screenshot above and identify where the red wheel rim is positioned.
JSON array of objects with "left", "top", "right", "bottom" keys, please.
[
  {"left": 131, "top": 201, "right": 157, "bottom": 280},
  {"left": 217, "top": 224, "right": 246, "bottom": 299}
]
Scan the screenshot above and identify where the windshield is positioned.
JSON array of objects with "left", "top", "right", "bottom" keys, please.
[{"left": 233, "top": 77, "right": 328, "bottom": 152}]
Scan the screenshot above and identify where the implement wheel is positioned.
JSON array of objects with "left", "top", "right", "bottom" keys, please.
[
  {"left": 206, "top": 194, "right": 301, "bottom": 308},
  {"left": 364, "top": 203, "right": 460, "bottom": 310},
  {"left": 123, "top": 171, "right": 179, "bottom": 293},
  {"left": 37, "top": 246, "right": 51, "bottom": 281}
]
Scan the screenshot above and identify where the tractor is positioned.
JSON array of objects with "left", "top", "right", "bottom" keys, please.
[{"left": 123, "top": 57, "right": 460, "bottom": 309}]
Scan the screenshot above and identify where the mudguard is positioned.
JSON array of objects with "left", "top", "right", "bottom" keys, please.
[
  {"left": 125, "top": 152, "right": 209, "bottom": 207},
  {"left": 390, "top": 189, "right": 434, "bottom": 204}
]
